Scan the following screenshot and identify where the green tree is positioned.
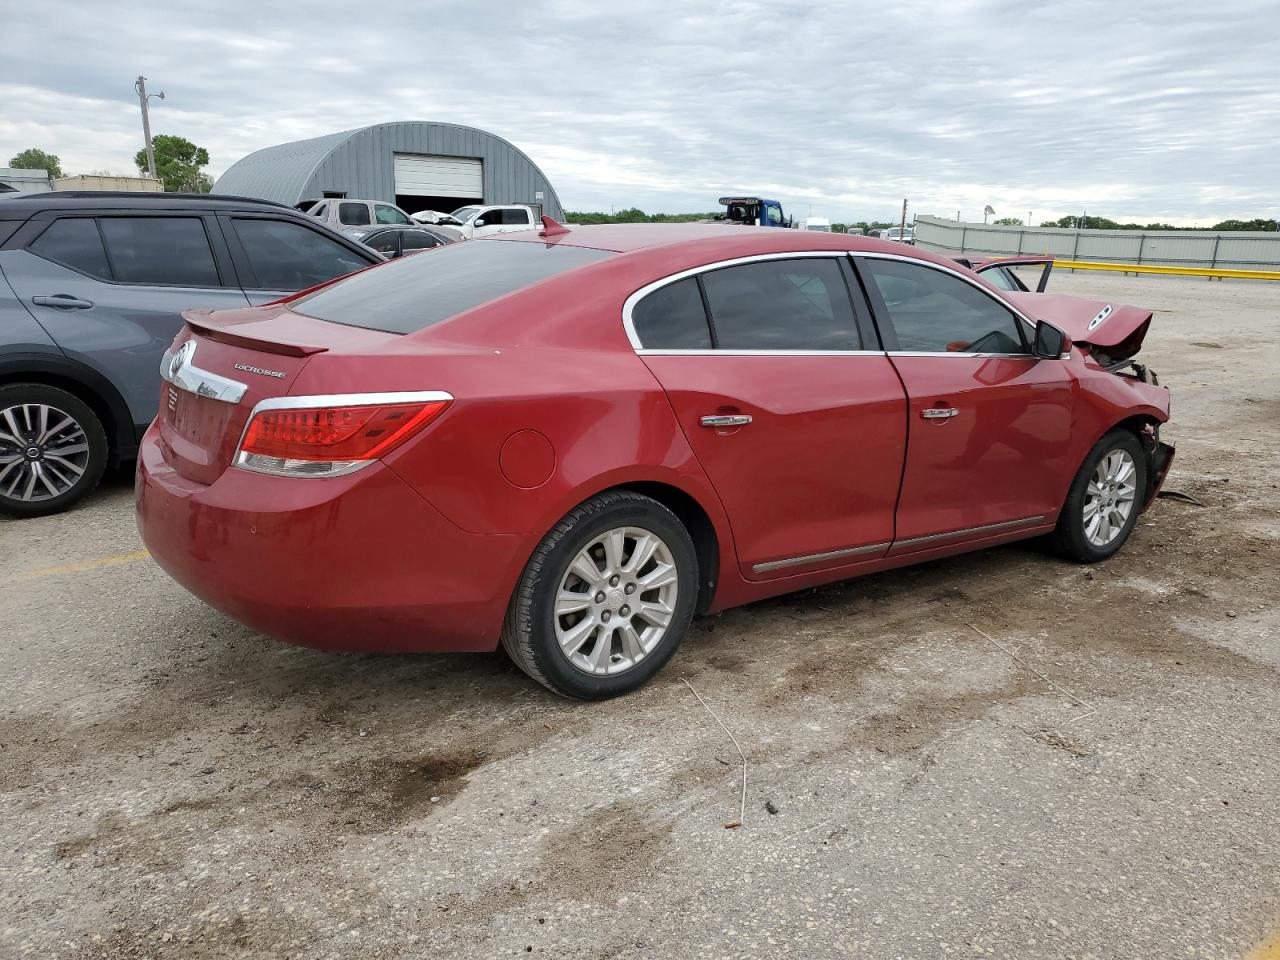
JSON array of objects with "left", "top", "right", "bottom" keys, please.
[
  {"left": 135, "top": 134, "right": 210, "bottom": 192},
  {"left": 8, "top": 147, "right": 62, "bottom": 179},
  {"left": 992, "top": 217, "right": 1023, "bottom": 226},
  {"left": 1212, "top": 218, "right": 1278, "bottom": 232}
]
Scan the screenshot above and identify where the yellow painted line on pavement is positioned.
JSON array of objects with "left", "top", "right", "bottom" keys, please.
[
  {"left": 1053, "top": 258, "right": 1280, "bottom": 281},
  {"left": 4, "top": 548, "right": 152, "bottom": 583}
]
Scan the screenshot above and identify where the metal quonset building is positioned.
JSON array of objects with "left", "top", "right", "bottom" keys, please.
[{"left": 212, "top": 121, "right": 563, "bottom": 220}]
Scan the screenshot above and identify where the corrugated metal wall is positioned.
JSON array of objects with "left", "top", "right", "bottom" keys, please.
[
  {"left": 214, "top": 122, "right": 564, "bottom": 219},
  {"left": 915, "top": 216, "right": 1280, "bottom": 270}
]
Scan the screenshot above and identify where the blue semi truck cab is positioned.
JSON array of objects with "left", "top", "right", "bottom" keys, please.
[{"left": 718, "top": 196, "right": 793, "bottom": 228}]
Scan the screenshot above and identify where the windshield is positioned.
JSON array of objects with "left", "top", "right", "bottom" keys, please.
[
  {"left": 450, "top": 206, "right": 481, "bottom": 224},
  {"left": 292, "top": 240, "right": 614, "bottom": 334}
]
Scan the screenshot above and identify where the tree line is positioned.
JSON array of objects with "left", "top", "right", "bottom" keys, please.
[
  {"left": 990, "top": 214, "right": 1277, "bottom": 232},
  {"left": 9, "top": 135, "right": 212, "bottom": 193}
]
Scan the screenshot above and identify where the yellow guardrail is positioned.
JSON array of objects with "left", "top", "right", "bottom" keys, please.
[{"left": 1052, "top": 259, "right": 1280, "bottom": 281}]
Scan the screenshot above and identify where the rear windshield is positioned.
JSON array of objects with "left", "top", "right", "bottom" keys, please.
[{"left": 292, "top": 240, "right": 614, "bottom": 334}]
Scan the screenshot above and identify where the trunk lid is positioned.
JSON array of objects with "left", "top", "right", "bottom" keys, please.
[
  {"left": 156, "top": 304, "right": 390, "bottom": 485},
  {"left": 1005, "top": 291, "right": 1153, "bottom": 362}
]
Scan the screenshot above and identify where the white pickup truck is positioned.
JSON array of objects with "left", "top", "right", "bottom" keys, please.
[{"left": 438, "top": 204, "right": 540, "bottom": 239}]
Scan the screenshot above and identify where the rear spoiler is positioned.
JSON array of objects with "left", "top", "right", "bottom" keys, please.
[{"left": 182, "top": 309, "right": 329, "bottom": 358}]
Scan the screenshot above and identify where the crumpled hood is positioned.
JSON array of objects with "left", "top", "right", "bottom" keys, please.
[{"left": 1005, "top": 291, "right": 1152, "bottom": 361}]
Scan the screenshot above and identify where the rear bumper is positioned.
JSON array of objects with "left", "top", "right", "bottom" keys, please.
[{"left": 135, "top": 423, "right": 530, "bottom": 652}]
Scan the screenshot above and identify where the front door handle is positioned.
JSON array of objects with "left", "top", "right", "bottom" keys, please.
[
  {"left": 700, "top": 414, "right": 752, "bottom": 428},
  {"left": 921, "top": 407, "right": 959, "bottom": 420},
  {"left": 32, "top": 295, "right": 94, "bottom": 310}
]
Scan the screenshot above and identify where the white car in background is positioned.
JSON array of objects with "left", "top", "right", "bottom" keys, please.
[
  {"left": 302, "top": 198, "right": 417, "bottom": 230},
  {"left": 445, "top": 204, "right": 539, "bottom": 238},
  {"left": 799, "top": 217, "right": 832, "bottom": 232}
]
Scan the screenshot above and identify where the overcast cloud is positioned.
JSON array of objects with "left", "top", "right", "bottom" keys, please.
[{"left": 1, "top": 0, "right": 1276, "bottom": 225}]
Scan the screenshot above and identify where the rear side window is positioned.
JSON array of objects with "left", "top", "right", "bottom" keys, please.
[
  {"left": 499, "top": 208, "right": 531, "bottom": 225},
  {"left": 293, "top": 240, "right": 614, "bottom": 334},
  {"left": 98, "top": 217, "right": 220, "bottom": 287},
  {"left": 701, "top": 258, "right": 860, "bottom": 350},
  {"left": 631, "top": 277, "right": 711, "bottom": 349},
  {"left": 338, "top": 202, "right": 370, "bottom": 226},
  {"left": 28, "top": 218, "right": 111, "bottom": 280},
  {"left": 862, "top": 258, "right": 1027, "bottom": 354},
  {"left": 230, "top": 218, "right": 371, "bottom": 290},
  {"left": 364, "top": 231, "right": 399, "bottom": 255}
]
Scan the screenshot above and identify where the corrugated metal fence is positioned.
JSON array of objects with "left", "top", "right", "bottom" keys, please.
[{"left": 914, "top": 216, "right": 1280, "bottom": 270}]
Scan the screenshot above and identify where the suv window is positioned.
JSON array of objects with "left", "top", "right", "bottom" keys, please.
[
  {"left": 375, "top": 204, "right": 412, "bottom": 225},
  {"left": 229, "top": 218, "right": 371, "bottom": 290},
  {"left": 700, "top": 258, "right": 860, "bottom": 350},
  {"left": 338, "top": 202, "right": 371, "bottom": 226},
  {"left": 99, "top": 217, "right": 220, "bottom": 287},
  {"left": 293, "top": 240, "right": 613, "bottom": 334},
  {"left": 28, "top": 218, "right": 111, "bottom": 280},
  {"left": 862, "top": 258, "right": 1027, "bottom": 354},
  {"left": 632, "top": 277, "right": 712, "bottom": 349}
]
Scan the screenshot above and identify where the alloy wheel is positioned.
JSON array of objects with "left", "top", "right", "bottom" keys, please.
[
  {"left": 553, "top": 526, "right": 680, "bottom": 676},
  {"left": 0, "top": 403, "right": 91, "bottom": 502},
  {"left": 1083, "top": 448, "right": 1137, "bottom": 547}
]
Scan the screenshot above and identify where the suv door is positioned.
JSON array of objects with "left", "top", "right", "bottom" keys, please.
[
  {"left": 218, "top": 214, "right": 378, "bottom": 304},
  {"left": 856, "top": 255, "right": 1076, "bottom": 553},
  {"left": 3, "top": 213, "right": 249, "bottom": 429},
  {"left": 632, "top": 254, "right": 907, "bottom": 578}
]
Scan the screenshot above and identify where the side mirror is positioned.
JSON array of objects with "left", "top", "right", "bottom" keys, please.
[
  {"left": 1033, "top": 320, "right": 1071, "bottom": 359},
  {"left": 473, "top": 218, "right": 485, "bottom": 228}
]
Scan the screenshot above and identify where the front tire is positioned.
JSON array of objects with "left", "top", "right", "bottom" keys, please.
[
  {"left": 501, "top": 491, "right": 699, "bottom": 699},
  {"left": 0, "top": 383, "right": 109, "bottom": 518},
  {"left": 1050, "top": 428, "right": 1148, "bottom": 562}
]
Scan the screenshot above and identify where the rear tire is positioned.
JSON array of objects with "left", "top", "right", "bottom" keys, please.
[
  {"left": 0, "top": 383, "right": 108, "bottom": 518},
  {"left": 501, "top": 491, "right": 698, "bottom": 700},
  {"left": 1050, "top": 428, "right": 1147, "bottom": 562}
]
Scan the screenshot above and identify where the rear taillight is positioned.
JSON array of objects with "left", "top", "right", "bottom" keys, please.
[{"left": 234, "top": 391, "right": 452, "bottom": 478}]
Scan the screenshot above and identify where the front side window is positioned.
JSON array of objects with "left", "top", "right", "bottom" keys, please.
[
  {"left": 230, "top": 218, "right": 370, "bottom": 290},
  {"left": 631, "top": 277, "right": 712, "bottom": 349},
  {"left": 402, "top": 231, "right": 442, "bottom": 251},
  {"left": 862, "top": 258, "right": 1026, "bottom": 354},
  {"left": 364, "top": 231, "right": 400, "bottom": 256},
  {"left": 700, "top": 258, "right": 860, "bottom": 350},
  {"left": 99, "top": 217, "right": 220, "bottom": 287},
  {"left": 375, "top": 204, "right": 412, "bottom": 225},
  {"left": 28, "top": 218, "right": 111, "bottom": 280},
  {"left": 338, "top": 202, "right": 371, "bottom": 226},
  {"left": 766, "top": 204, "right": 782, "bottom": 226}
]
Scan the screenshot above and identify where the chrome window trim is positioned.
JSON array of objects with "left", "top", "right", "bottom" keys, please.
[
  {"left": 621, "top": 250, "right": 852, "bottom": 351},
  {"left": 855, "top": 250, "right": 1048, "bottom": 356},
  {"left": 637, "top": 349, "right": 886, "bottom": 357},
  {"left": 752, "top": 541, "right": 890, "bottom": 574},
  {"left": 887, "top": 351, "right": 1036, "bottom": 359},
  {"left": 232, "top": 390, "right": 455, "bottom": 478},
  {"left": 159, "top": 341, "right": 247, "bottom": 404},
  {"left": 893, "top": 515, "right": 1049, "bottom": 548}
]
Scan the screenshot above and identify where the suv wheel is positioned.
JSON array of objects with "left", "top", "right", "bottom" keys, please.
[{"left": 0, "top": 383, "right": 108, "bottom": 518}]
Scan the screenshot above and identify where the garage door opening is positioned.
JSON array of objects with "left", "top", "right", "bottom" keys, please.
[
  {"left": 395, "top": 193, "right": 483, "bottom": 216},
  {"left": 394, "top": 154, "right": 483, "bottom": 218}
]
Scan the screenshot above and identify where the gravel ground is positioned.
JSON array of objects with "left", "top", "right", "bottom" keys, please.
[{"left": 2, "top": 271, "right": 1278, "bottom": 960}]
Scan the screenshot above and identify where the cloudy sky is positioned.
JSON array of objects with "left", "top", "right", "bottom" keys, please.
[{"left": 2, "top": 0, "right": 1276, "bottom": 226}]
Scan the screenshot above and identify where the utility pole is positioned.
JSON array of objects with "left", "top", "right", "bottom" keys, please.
[
  {"left": 899, "top": 199, "right": 908, "bottom": 240},
  {"left": 135, "top": 76, "right": 165, "bottom": 179}
]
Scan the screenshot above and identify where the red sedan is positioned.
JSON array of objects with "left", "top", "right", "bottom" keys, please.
[{"left": 136, "top": 224, "right": 1173, "bottom": 699}]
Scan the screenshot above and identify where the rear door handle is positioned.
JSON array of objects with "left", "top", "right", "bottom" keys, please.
[
  {"left": 921, "top": 407, "right": 959, "bottom": 420},
  {"left": 32, "top": 295, "right": 94, "bottom": 310},
  {"left": 700, "top": 414, "right": 752, "bottom": 428}
]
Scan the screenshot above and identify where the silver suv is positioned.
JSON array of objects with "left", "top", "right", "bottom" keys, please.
[{"left": 0, "top": 192, "right": 380, "bottom": 517}]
